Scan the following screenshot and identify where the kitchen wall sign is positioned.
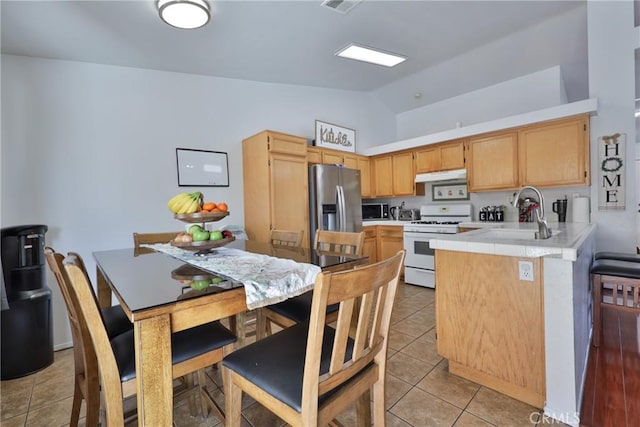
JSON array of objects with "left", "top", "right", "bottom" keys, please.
[
  {"left": 314, "top": 120, "right": 355, "bottom": 153},
  {"left": 597, "top": 133, "right": 625, "bottom": 210},
  {"left": 176, "top": 148, "right": 229, "bottom": 187},
  {"left": 432, "top": 183, "right": 469, "bottom": 201}
]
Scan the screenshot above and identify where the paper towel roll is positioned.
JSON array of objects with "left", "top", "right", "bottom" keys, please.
[{"left": 571, "top": 197, "right": 590, "bottom": 223}]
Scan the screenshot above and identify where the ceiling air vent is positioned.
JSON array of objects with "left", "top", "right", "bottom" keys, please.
[{"left": 321, "top": 0, "right": 362, "bottom": 14}]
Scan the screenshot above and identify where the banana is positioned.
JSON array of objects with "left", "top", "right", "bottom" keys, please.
[{"left": 167, "top": 192, "right": 202, "bottom": 214}]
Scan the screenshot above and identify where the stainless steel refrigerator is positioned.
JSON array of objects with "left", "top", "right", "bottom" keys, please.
[{"left": 309, "top": 164, "right": 362, "bottom": 247}]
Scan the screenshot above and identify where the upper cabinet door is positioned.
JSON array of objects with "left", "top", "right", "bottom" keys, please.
[
  {"left": 415, "top": 146, "right": 441, "bottom": 173},
  {"left": 467, "top": 131, "right": 519, "bottom": 192},
  {"left": 518, "top": 116, "right": 590, "bottom": 188},
  {"left": 392, "top": 152, "right": 416, "bottom": 196},
  {"left": 440, "top": 141, "right": 465, "bottom": 171},
  {"left": 372, "top": 155, "right": 394, "bottom": 197}
]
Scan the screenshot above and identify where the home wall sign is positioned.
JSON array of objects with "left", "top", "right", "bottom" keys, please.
[
  {"left": 597, "top": 133, "right": 625, "bottom": 210},
  {"left": 176, "top": 148, "right": 229, "bottom": 187},
  {"left": 314, "top": 120, "right": 355, "bottom": 153}
]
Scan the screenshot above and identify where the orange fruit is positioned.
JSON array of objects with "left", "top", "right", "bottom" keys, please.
[
  {"left": 217, "top": 202, "right": 228, "bottom": 212},
  {"left": 202, "top": 202, "right": 216, "bottom": 211}
]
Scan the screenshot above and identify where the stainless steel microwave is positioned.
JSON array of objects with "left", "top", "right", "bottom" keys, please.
[{"left": 362, "top": 203, "right": 389, "bottom": 220}]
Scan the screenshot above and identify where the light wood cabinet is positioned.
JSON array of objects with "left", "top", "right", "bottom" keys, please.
[
  {"left": 436, "top": 250, "right": 545, "bottom": 407},
  {"left": 518, "top": 115, "right": 589, "bottom": 188},
  {"left": 468, "top": 115, "right": 590, "bottom": 192},
  {"left": 415, "top": 140, "right": 465, "bottom": 173},
  {"left": 307, "top": 147, "right": 322, "bottom": 164},
  {"left": 377, "top": 226, "right": 404, "bottom": 263},
  {"left": 372, "top": 155, "right": 394, "bottom": 197},
  {"left": 362, "top": 226, "right": 377, "bottom": 264},
  {"left": 372, "top": 153, "right": 424, "bottom": 197},
  {"left": 243, "top": 131, "right": 310, "bottom": 247},
  {"left": 467, "top": 131, "right": 519, "bottom": 192},
  {"left": 358, "top": 157, "right": 372, "bottom": 199}
]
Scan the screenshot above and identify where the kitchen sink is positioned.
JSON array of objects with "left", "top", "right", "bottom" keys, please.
[{"left": 479, "top": 228, "right": 561, "bottom": 241}]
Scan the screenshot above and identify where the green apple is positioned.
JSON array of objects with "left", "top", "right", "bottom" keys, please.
[
  {"left": 209, "top": 230, "right": 223, "bottom": 241},
  {"left": 188, "top": 224, "right": 203, "bottom": 235},
  {"left": 192, "top": 229, "right": 210, "bottom": 242},
  {"left": 190, "top": 279, "right": 210, "bottom": 291},
  {"left": 210, "top": 276, "right": 224, "bottom": 284}
]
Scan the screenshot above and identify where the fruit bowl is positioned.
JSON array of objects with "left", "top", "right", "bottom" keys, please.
[
  {"left": 174, "top": 211, "right": 229, "bottom": 223},
  {"left": 170, "top": 235, "right": 235, "bottom": 251}
]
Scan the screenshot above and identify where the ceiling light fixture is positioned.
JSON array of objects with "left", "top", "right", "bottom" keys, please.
[
  {"left": 335, "top": 43, "right": 407, "bottom": 67},
  {"left": 157, "top": 0, "right": 210, "bottom": 29}
]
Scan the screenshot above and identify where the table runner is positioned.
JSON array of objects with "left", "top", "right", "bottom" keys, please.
[{"left": 142, "top": 243, "right": 321, "bottom": 310}]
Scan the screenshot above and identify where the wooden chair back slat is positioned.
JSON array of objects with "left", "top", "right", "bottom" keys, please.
[
  {"left": 63, "top": 256, "right": 126, "bottom": 426},
  {"left": 313, "top": 230, "right": 365, "bottom": 256},
  {"left": 270, "top": 229, "right": 304, "bottom": 247},
  {"left": 302, "top": 250, "right": 404, "bottom": 419}
]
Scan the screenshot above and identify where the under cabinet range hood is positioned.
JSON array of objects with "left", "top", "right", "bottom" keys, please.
[{"left": 415, "top": 168, "right": 467, "bottom": 183}]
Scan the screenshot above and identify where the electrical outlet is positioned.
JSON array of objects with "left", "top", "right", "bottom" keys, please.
[{"left": 518, "top": 260, "right": 534, "bottom": 281}]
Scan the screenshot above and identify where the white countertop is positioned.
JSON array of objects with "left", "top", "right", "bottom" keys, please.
[
  {"left": 363, "top": 220, "right": 407, "bottom": 227},
  {"left": 430, "top": 222, "right": 596, "bottom": 261}
]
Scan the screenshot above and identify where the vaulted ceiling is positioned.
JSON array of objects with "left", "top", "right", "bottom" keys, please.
[{"left": 1, "top": 1, "right": 589, "bottom": 113}]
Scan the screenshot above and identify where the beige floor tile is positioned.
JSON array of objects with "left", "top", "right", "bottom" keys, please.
[
  {"left": 387, "top": 352, "right": 436, "bottom": 385},
  {"left": 454, "top": 411, "right": 497, "bottom": 426},
  {"left": 399, "top": 335, "right": 443, "bottom": 366},
  {"left": 29, "top": 371, "right": 75, "bottom": 410},
  {"left": 390, "top": 387, "right": 462, "bottom": 426},
  {"left": 390, "top": 318, "right": 433, "bottom": 338},
  {"left": 386, "top": 411, "right": 413, "bottom": 427},
  {"left": 173, "top": 399, "right": 222, "bottom": 427},
  {"left": 405, "top": 307, "right": 436, "bottom": 326},
  {"left": 417, "top": 367, "right": 481, "bottom": 409},
  {"left": 0, "top": 413, "right": 27, "bottom": 427},
  {"left": 24, "top": 395, "right": 74, "bottom": 427},
  {"left": 240, "top": 401, "right": 286, "bottom": 427},
  {"left": 388, "top": 330, "right": 416, "bottom": 351},
  {"left": 34, "top": 348, "right": 73, "bottom": 385},
  {"left": 391, "top": 304, "right": 421, "bottom": 324},
  {"left": 1, "top": 387, "right": 32, "bottom": 421},
  {"left": 384, "top": 374, "right": 413, "bottom": 410},
  {"left": 466, "top": 387, "right": 539, "bottom": 426}
]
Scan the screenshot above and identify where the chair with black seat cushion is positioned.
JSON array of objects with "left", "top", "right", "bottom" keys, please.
[
  {"left": 133, "top": 231, "right": 182, "bottom": 255},
  {"left": 45, "top": 246, "right": 134, "bottom": 426},
  {"left": 594, "top": 251, "right": 640, "bottom": 263},
  {"left": 591, "top": 258, "right": 640, "bottom": 347},
  {"left": 61, "top": 254, "right": 237, "bottom": 425},
  {"left": 258, "top": 230, "right": 365, "bottom": 339},
  {"left": 223, "top": 250, "right": 405, "bottom": 427}
]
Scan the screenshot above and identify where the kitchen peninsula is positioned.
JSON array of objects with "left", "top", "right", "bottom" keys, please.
[{"left": 430, "top": 222, "right": 595, "bottom": 427}]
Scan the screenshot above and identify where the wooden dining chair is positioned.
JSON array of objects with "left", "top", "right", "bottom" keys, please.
[
  {"left": 60, "top": 254, "right": 237, "bottom": 425},
  {"left": 258, "top": 230, "right": 365, "bottom": 338},
  {"left": 223, "top": 250, "right": 405, "bottom": 427},
  {"left": 271, "top": 229, "right": 304, "bottom": 247},
  {"left": 132, "top": 231, "right": 181, "bottom": 255}
]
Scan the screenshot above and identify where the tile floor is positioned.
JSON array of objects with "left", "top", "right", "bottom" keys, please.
[{"left": 1, "top": 282, "right": 560, "bottom": 426}]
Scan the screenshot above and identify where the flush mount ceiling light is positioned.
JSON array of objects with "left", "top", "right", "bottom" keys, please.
[
  {"left": 335, "top": 43, "right": 407, "bottom": 67},
  {"left": 157, "top": 0, "right": 210, "bottom": 29}
]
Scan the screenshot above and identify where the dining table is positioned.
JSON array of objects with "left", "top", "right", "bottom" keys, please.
[{"left": 93, "top": 239, "right": 368, "bottom": 426}]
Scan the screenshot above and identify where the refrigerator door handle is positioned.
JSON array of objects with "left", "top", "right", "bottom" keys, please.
[{"left": 337, "top": 185, "right": 347, "bottom": 232}]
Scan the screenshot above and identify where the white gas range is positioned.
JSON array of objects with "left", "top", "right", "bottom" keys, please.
[{"left": 403, "top": 204, "right": 473, "bottom": 288}]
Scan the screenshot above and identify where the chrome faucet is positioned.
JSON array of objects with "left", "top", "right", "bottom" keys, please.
[{"left": 512, "top": 185, "right": 552, "bottom": 239}]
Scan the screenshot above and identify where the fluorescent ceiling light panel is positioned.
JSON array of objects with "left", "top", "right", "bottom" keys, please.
[{"left": 335, "top": 43, "right": 406, "bottom": 67}]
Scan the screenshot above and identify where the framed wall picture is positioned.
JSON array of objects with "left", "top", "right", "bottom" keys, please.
[
  {"left": 314, "top": 120, "right": 355, "bottom": 153},
  {"left": 432, "top": 183, "right": 469, "bottom": 201},
  {"left": 176, "top": 148, "right": 229, "bottom": 187}
]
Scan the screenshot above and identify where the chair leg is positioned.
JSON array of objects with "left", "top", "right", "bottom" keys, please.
[
  {"left": 592, "top": 273, "right": 602, "bottom": 347},
  {"left": 223, "top": 367, "right": 242, "bottom": 427},
  {"left": 372, "top": 378, "right": 386, "bottom": 427},
  {"left": 69, "top": 381, "right": 83, "bottom": 427},
  {"left": 197, "top": 369, "right": 209, "bottom": 417},
  {"left": 85, "top": 377, "right": 101, "bottom": 427},
  {"left": 256, "top": 309, "right": 266, "bottom": 340},
  {"left": 235, "top": 312, "right": 247, "bottom": 347},
  {"left": 355, "top": 390, "right": 371, "bottom": 427}
]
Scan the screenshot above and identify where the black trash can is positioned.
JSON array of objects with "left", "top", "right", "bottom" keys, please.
[{"left": 1, "top": 225, "right": 53, "bottom": 380}]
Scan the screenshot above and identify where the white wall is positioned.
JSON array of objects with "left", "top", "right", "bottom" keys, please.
[
  {"left": 0, "top": 55, "right": 395, "bottom": 348},
  {"left": 395, "top": 66, "right": 568, "bottom": 139},
  {"left": 587, "top": 1, "right": 637, "bottom": 252}
]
